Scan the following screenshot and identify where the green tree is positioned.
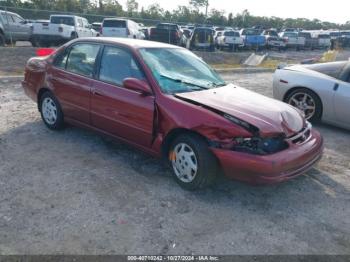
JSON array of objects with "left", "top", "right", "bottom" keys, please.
[{"left": 126, "top": 0, "right": 138, "bottom": 17}]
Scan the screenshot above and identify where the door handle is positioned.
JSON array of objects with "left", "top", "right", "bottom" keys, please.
[
  {"left": 334, "top": 83, "right": 339, "bottom": 91},
  {"left": 92, "top": 89, "right": 104, "bottom": 97}
]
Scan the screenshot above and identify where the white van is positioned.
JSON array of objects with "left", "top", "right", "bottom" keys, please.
[{"left": 101, "top": 18, "right": 144, "bottom": 39}]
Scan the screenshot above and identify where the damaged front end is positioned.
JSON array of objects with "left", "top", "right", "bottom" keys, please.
[{"left": 210, "top": 114, "right": 290, "bottom": 156}]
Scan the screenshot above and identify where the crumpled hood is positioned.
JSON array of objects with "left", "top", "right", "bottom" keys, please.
[{"left": 175, "top": 84, "right": 305, "bottom": 137}]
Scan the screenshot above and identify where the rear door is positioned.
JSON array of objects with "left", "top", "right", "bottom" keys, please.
[
  {"left": 90, "top": 45, "right": 155, "bottom": 147},
  {"left": 49, "top": 43, "right": 101, "bottom": 124}
]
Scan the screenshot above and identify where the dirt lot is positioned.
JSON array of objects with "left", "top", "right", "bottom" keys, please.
[{"left": 0, "top": 65, "right": 349, "bottom": 254}]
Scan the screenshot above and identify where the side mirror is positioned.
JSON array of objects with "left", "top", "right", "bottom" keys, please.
[{"left": 123, "top": 78, "right": 152, "bottom": 96}]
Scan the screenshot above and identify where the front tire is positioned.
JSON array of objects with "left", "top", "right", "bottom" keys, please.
[
  {"left": 169, "top": 134, "right": 218, "bottom": 190},
  {"left": 285, "top": 88, "right": 322, "bottom": 123},
  {"left": 39, "top": 91, "right": 65, "bottom": 130}
]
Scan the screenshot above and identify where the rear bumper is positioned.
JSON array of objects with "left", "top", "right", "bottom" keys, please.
[
  {"left": 32, "top": 34, "right": 70, "bottom": 42},
  {"left": 211, "top": 129, "right": 324, "bottom": 184}
]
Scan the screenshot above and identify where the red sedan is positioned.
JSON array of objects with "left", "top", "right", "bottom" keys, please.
[{"left": 22, "top": 38, "right": 324, "bottom": 190}]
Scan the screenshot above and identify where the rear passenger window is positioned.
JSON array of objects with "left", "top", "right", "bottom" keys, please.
[
  {"left": 66, "top": 44, "right": 100, "bottom": 77},
  {"left": 99, "top": 46, "right": 145, "bottom": 86}
]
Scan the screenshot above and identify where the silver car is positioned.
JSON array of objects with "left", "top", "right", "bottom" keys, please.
[
  {"left": 0, "top": 10, "right": 32, "bottom": 46},
  {"left": 273, "top": 61, "right": 350, "bottom": 130}
]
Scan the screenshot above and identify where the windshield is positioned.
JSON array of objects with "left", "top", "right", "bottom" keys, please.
[
  {"left": 139, "top": 48, "right": 226, "bottom": 94},
  {"left": 283, "top": 32, "right": 297, "bottom": 37},
  {"left": 51, "top": 16, "right": 75, "bottom": 26},
  {"left": 103, "top": 20, "right": 126, "bottom": 28},
  {"left": 224, "top": 31, "right": 239, "bottom": 37},
  {"left": 243, "top": 29, "right": 259, "bottom": 35}
]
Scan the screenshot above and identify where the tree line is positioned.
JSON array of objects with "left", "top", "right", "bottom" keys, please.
[{"left": 1, "top": 0, "right": 349, "bottom": 30}]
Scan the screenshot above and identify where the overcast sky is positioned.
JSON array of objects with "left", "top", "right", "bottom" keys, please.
[{"left": 121, "top": 0, "right": 349, "bottom": 24}]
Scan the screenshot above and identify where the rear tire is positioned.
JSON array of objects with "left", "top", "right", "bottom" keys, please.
[
  {"left": 70, "top": 32, "right": 78, "bottom": 40},
  {"left": 39, "top": 91, "right": 65, "bottom": 130},
  {"left": 169, "top": 134, "right": 218, "bottom": 190}
]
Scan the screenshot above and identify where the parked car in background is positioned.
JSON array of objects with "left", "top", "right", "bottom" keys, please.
[
  {"left": 141, "top": 27, "right": 150, "bottom": 40},
  {"left": 316, "top": 33, "right": 331, "bottom": 49},
  {"left": 182, "top": 28, "right": 192, "bottom": 39},
  {"left": 149, "top": 23, "right": 185, "bottom": 46},
  {"left": 298, "top": 32, "right": 318, "bottom": 50},
  {"left": 0, "top": 10, "right": 32, "bottom": 46},
  {"left": 240, "top": 28, "right": 266, "bottom": 49},
  {"left": 214, "top": 30, "right": 223, "bottom": 48},
  {"left": 91, "top": 22, "right": 102, "bottom": 34},
  {"left": 188, "top": 27, "right": 215, "bottom": 51},
  {"left": 339, "top": 31, "right": 350, "bottom": 47},
  {"left": 279, "top": 31, "right": 305, "bottom": 50},
  {"left": 217, "top": 30, "right": 243, "bottom": 51},
  {"left": 101, "top": 18, "right": 143, "bottom": 39},
  {"left": 22, "top": 38, "right": 323, "bottom": 189},
  {"left": 31, "top": 15, "right": 95, "bottom": 47},
  {"left": 273, "top": 61, "right": 350, "bottom": 129},
  {"left": 262, "top": 29, "right": 286, "bottom": 50}
]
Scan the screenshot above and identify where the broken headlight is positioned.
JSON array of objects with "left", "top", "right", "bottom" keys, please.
[{"left": 232, "top": 136, "right": 288, "bottom": 155}]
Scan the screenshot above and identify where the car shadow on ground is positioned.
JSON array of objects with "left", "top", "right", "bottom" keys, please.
[
  {"left": 1, "top": 120, "right": 348, "bottom": 201},
  {"left": 1, "top": 120, "right": 350, "bottom": 254}
]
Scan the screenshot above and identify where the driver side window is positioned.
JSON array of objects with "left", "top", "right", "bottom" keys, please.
[{"left": 98, "top": 46, "right": 145, "bottom": 86}]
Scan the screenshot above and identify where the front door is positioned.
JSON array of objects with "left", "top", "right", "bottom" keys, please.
[{"left": 90, "top": 45, "right": 155, "bottom": 147}]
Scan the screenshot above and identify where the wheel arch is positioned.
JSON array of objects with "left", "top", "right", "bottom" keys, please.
[
  {"left": 283, "top": 86, "right": 323, "bottom": 118},
  {"left": 37, "top": 87, "right": 52, "bottom": 111},
  {"left": 161, "top": 128, "right": 210, "bottom": 159}
]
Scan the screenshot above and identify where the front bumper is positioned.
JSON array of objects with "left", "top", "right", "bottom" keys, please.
[{"left": 211, "top": 129, "right": 324, "bottom": 184}]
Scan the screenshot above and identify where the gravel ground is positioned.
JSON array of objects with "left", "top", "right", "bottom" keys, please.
[{"left": 0, "top": 71, "right": 349, "bottom": 255}]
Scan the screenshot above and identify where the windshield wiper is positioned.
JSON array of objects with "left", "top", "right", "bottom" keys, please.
[{"left": 160, "top": 74, "right": 210, "bottom": 90}]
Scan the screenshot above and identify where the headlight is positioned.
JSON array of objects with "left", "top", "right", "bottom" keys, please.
[{"left": 233, "top": 136, "right": 288, "bottom": 155}]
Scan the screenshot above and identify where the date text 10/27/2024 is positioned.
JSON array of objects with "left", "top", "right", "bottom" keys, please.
[{"left": 127, "top": 256, "right": 219, "bottom": 261}]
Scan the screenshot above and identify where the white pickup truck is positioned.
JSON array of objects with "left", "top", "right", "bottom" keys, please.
[
  {"left": 279, "top": 32, "right": 305, "bottom": 50},
  {"left": 216, "top": 31, "right": 244, "bottom": 51},
  {"left": 31, "top": 15, "right": 96, "bottom": 47}
]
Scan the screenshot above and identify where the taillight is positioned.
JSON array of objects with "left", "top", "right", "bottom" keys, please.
[
  {"left": 36, "top": 48, "right": 55, "bottom": 57},
  {"left": 99, "top": 27, "right": 102, "bottom": 34},
  {"left": 175, "top": 31, "right": 179, "bottom": 39},
  {"left": 58, "top": 27, "right": 63, "bottom": 33}
]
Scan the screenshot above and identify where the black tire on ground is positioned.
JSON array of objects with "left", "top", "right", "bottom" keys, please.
[
  {"left": 285, "top": 88, "right": 322, "bottom": 123},
  {"left": 30, "top": 37, "right": 40, "bottom": 47},
  {"left": 71, "top": 32, "right": 78, "bottom": 40},
  {"left": 0, "top": 33, "right": 5, "bottom": 46},
  {"left": 169, "top": 134, "right": 218, "bottom": 190},
  {"left": 39, "top": 91, "right": 65, "bottom": 130}
]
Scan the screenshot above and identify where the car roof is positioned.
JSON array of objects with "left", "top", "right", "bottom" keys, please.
[
  {"left": 73, "top": 37, "right": 180, "bottom": 49},
  {"left": 103, "top": 18, "right": 128, "bottom": 21}
]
